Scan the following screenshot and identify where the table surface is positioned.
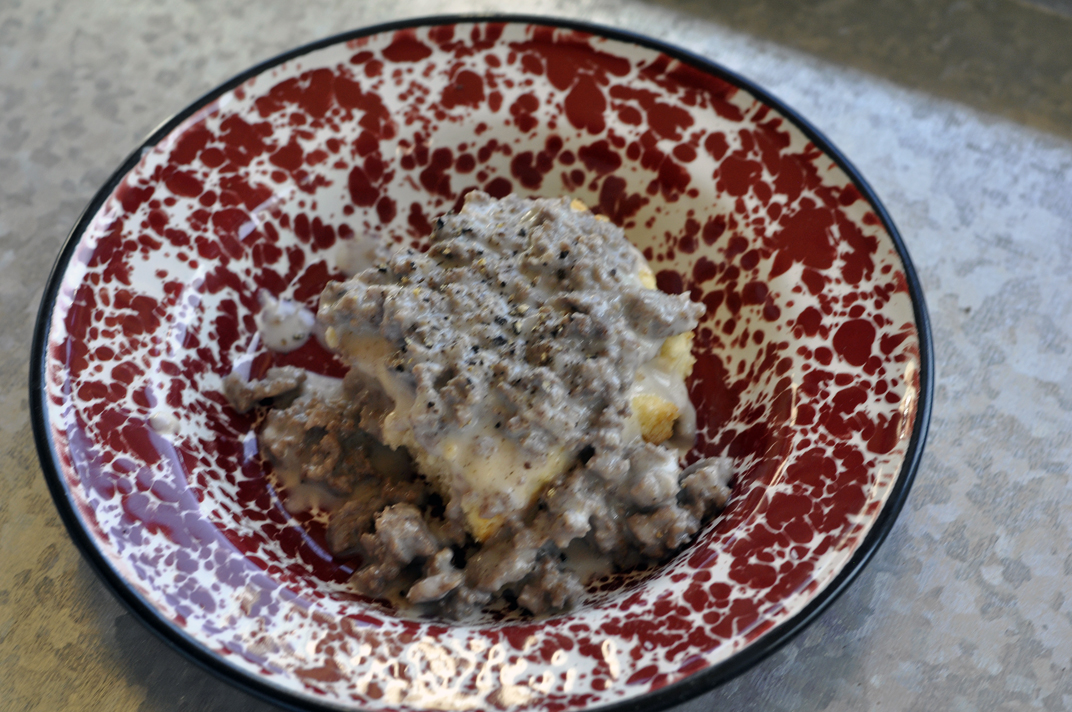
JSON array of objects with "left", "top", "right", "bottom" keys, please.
[{"left": 3, "top": 1, "right": 1072, "bottom": 710}]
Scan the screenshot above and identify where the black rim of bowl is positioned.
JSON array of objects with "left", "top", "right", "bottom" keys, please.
[{"left": 29, "top": 13, "right": 934, "bottom": 712}]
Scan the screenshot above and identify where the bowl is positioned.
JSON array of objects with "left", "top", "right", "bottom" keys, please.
[{"left": 30, "top": 14, "right": 932, "bottom": 712}]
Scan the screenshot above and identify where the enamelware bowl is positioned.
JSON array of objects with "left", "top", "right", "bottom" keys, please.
[{"left": 30, "top": 15, "right": 932, "bottom": 712}]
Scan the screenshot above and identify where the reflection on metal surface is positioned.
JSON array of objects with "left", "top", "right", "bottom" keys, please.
[
  {"left": 653, "top": 0, "right": 1072, "bottom": 138},
  {"left": 1015, "top": 0, "right": 1072, "bottom": 17}
]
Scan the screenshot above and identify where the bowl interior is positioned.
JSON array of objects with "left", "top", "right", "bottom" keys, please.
[{"left": 39, "top": 19, "right": 923, "bottom": 712}]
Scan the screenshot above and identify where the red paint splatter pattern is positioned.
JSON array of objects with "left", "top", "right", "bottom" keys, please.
[{"left": 42, "top": 22, "right": 922, "bottom": 712}]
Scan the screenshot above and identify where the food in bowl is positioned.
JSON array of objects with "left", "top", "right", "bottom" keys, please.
[
  {"left": 31, "top": 16, "right": 929, "bottom": 712},
  {"left": 226, "top": 191, "right": 733, "bottom": 617}
]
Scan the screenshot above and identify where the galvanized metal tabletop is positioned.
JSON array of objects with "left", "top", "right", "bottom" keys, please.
[{"left": 3, "top": 1, "right": 1071, "bottom": 709}]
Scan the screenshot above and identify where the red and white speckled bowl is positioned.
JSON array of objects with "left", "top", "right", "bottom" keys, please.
[{"left": 31, "top": 15, "right": 932, "bottom": 712}]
